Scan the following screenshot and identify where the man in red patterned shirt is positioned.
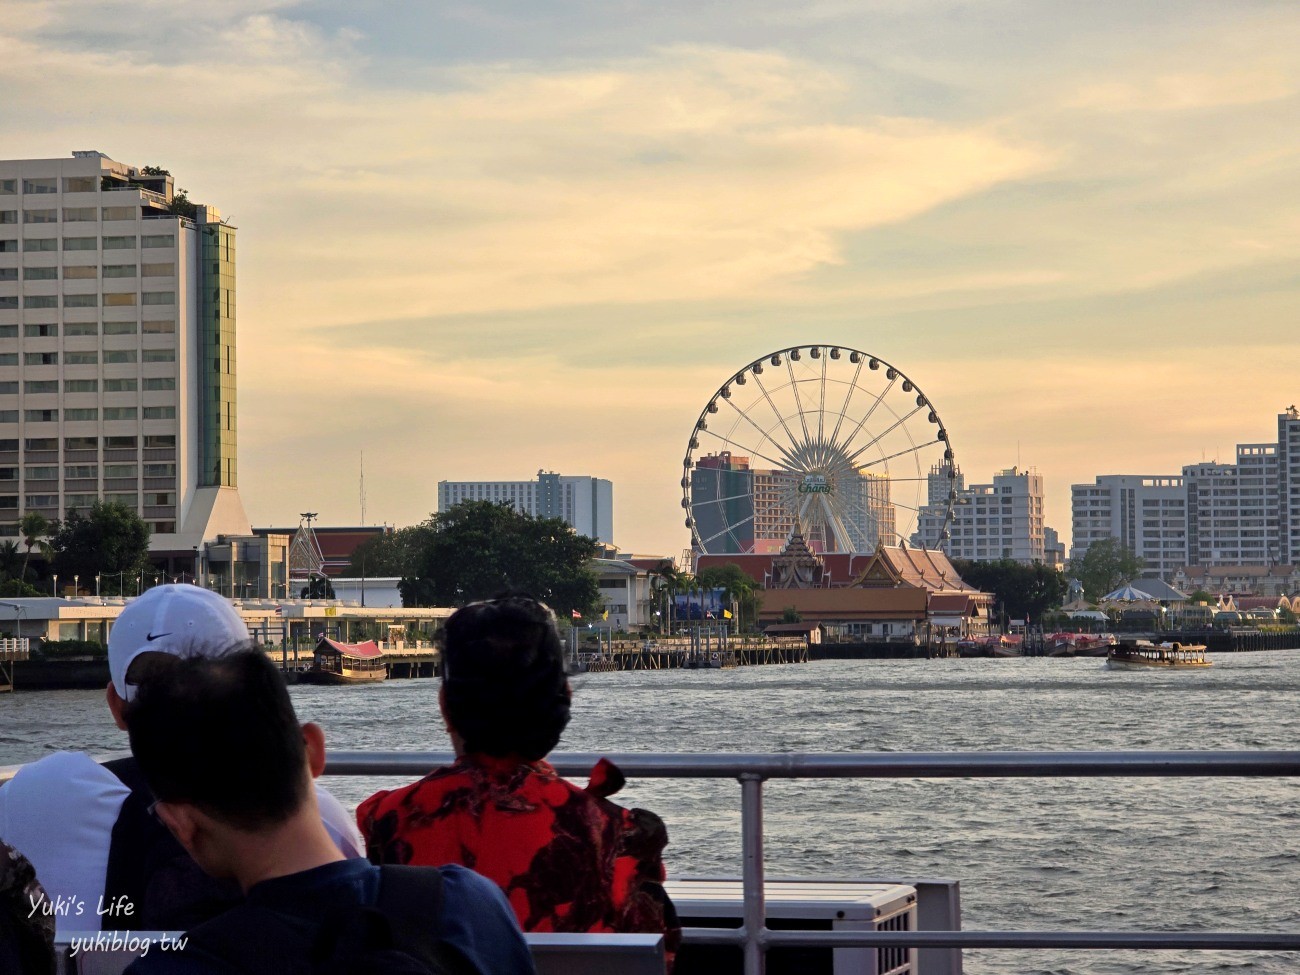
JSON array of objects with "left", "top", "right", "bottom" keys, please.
[{"left": 357, "top": 596, "right": 678, "bottom": 963}]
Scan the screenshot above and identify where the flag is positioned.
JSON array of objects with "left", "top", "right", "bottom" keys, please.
[
  {"left": 723, "top": 609, "right": 733, "bottom": 619},
  {"left": 571, "top": 609, "right": 582, "bottom": 619},
  {"left": 602, "top": 610, "right": 609, "bottom": 621},
  {"left": 706, "top": 611, "right": 715, "bottom": 619},
  {"left": 274, "top": 606, "right": 283, "bottom": 616}
]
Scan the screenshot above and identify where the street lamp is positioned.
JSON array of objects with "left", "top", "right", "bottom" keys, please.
[
  {"left": 95, "top": 574, "right": 101, "bottom": 598},
  {"left": 74, "top": 574, "right": 79, "bottom": 598},
  {"left": 53, "top": 574, "right": 58, "bottom": 598}
]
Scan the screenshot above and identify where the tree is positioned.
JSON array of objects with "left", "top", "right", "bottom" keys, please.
[
  {"left": 781, "top": 606, "right": 803, "bottom": 623},
  {"left": 1066, "top": 538, "right": 1144, "bottom": 602},
  {"left": 951, "top": 558, "right": 1068, "bottom": 622},
  {"left": 347, "top": 526, "right": 431, "bottom": 578},
  {"left": 49, "top": 502, "right": 152, "bottom": 584},
  {"left": 19, "top": 512, "right": 51, "bottom": 582},
  {"left": 0, "top": 540, "right": 20, "bottom": 580},
  {"left": 301, "top": 575, "right": 336, "bottom": 599},
  {"left": 1187, "top": 589, "right": 1215, "bottom": 606},
  {"left": 398, "top": 501, "right": 600, "bottom": 614}
]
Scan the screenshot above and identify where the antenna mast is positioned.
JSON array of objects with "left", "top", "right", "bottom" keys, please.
[{"left": 360, "top": 451, "right": 367, "bottom": 526}]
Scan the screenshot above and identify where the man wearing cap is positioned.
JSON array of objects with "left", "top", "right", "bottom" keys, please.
[{"left": 0, "top": 584, "right": 364, "bottom": 935}]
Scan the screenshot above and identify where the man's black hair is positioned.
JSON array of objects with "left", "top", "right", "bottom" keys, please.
[
  {"left": 124, "top": 648, "right": 309, "bottom": 831},
  {"left": 441, "top": 595, "right": 570, "bottom": 761}
]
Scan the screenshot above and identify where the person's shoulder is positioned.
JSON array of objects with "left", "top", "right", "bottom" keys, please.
[
  {"left": 357, "top": 764, "right": 464, "bottom": 820},
  {"left": 125, "top": 944, "right": 237, "bottom": 975}
]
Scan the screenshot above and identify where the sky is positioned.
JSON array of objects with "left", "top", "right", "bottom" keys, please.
[{"left": 2, "top": 1, "right": 1297, "bottom": 557}]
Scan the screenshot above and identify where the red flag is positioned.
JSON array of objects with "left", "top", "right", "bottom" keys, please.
[{"left": 571, "top": 609, "right": 582, "bottom": 619}]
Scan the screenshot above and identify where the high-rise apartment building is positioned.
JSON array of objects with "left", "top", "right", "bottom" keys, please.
[
  {"left": 1070, "top": 475, "right": 1187, "bottom": 578},
  {"left": 1182, "top": 445, "right": 1279, "bottom": 567},
  {"left": 0, "top": 152, "right": 249, "bottom": 568},
  {"left": 1279, "top": 406, "right": 1300, "bottom": 565},
  {"left": 916, "top": 465, "right": 1046, "bottom": 564},
  {"left": 438, "top": 471, "right": 614, "bottom": 543}
]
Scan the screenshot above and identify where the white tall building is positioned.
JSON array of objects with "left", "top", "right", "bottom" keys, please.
[
  {"left": 438, "top": 470, "right": 614, "bottom": 543},
  {"left": 0, "top": 152, "right": 249, "bottom": 570},
  {"left": 916, "top": 465, "right": 1046, "bottom": 564},
  {"left": 1279, "top": 406, "right": 1300, "bottom": 565},
  {"left": 1183, "top": 444, "right": 1279, "bottom": 567},
  {"left": 1070, "top": 475, "right": 1187, "bottom": 579}
]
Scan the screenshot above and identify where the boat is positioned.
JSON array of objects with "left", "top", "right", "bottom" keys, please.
[
  {"left": 1106, "top": 640, "right": 1212, "bottom": 670},
  {"left": 307, "top": 636, "right": 388, "bottom": 684}
]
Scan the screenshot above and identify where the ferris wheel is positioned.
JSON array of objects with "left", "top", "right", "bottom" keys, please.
[{"left": 683, "top": 345, "right": 958, "bottom": 557}]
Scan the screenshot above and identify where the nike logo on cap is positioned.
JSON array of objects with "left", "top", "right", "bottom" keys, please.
[{"left": 146, "top": 631, "right": 172, "bottom": 642}]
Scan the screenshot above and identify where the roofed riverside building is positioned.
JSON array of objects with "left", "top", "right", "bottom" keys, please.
[
  {"left": 0, "top": 152, "right": 249, "bottom": 570},
  {"left": 437, "top": 470, "right": 613, "bottom": 544}
]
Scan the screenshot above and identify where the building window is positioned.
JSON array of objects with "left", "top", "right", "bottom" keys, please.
[
  {"left": 142, "top": 320, "right": 175, "bottom": 334},
  {"left": 0, "top": 268, "right": 15, "bottom": 281},
  {"left": 142, "top": 291, "right": 174, "bottom": 305},
  {"left": 65, "top": 351, "right": 99, "bottom": 365},
  {"left": 0, "top": 355, "right": 16, "bottom": 366},
  {"left": 0, "top": 179, "right": 15, "bottom": 194},
  {"left": 143, "top": 435, "right": 175, "bottom": 448},
  {"left": 141, "top": 234, "right": 175, "bottom": 248},
  {"left": 22, "top": 179, "right": 56, "bottom": 194},
  {"left": 63, "top": 265, "right": 97, "bottom": 279},
  {"left": 64, "top": 177, "right": 96, "bottom": 193},
  {"left": 143, "top": 463, "right": 175, "bottom": 477},
  {"left": 0, "top": 240, "right": 16, "bottom": 252},
  {"left": 25, "top": 495, "right": 59, "bottom": 508},
  {"left": 63, "top": 207, "right": 97, "bottom": 222},
  {"left": 104, "top": 407, "right": 137, "bottom": 421},
  {"left": 102, "top": 264, "right": 136, "bottom": 278},
  {"left": 142, "top": 378, "right": 175, "bottom": 391},
  {"left": 23, "top": 210, "right": 57, "bottom": 224},
  {"left": 0, "top": 211, "right": 15, "bottom": 224},
  {"left": 142, "top": 349, "right": 175, "bottom": 363},
  {"left": 0, "top": 297, "right": 17, "bottom": 309},
  {"left": 23, "top": 380, "right": 58, "bottom": 393},
  {"left": 24, "top": 409, "right": 58, "bottom": 422},
  {"left": 103, "top": 293, "right": 136, "bottom": 306},
  {"left": 23, "top": 266, "right": 57, "bottom": 280},
  {"left": 101, "top": 206, "right": 136, "bottom": 221},
  {"left": 104, "top": 464, "right": 137, "bottom": 478},
  {"left": 0, "top": 382, "right": 14, "bottom": 394},
  {"left": 140, "top": 263, "right": 174, "bottom": 277},
  {"left": 103, "top": 321, "right": 137, "bottom": 335},
  {"left": 102, "top": 235, "right": 137, "bottom": 250},
  {"left": 23, "top": 295, "right": 57, "bottom": 308},
  {"left": 142, "top": 406, "right": 175, "bottom": 420},
  {"left": 24, "top": 352, "right": 57, "bottom": 366},
  {"left": 62, "top": 237, "right": 96, "bottom": 251},
  {"left": 64, "top": 294, "right": 98, "bottom": 308},
  {"left": 104, "top": 378, "right": 137, "bottom": 392},
  {"left": 24, "top": 322, "right": 57, "bottom": 337},
  {"left": 0, "top": 411, "right": 16, "bottom": 422},
  {"left": 103, "top": 350, "right": 136, "bottom": 364},
  {"left": 64, "top": 408, "right": 98, "bottom": 421},
  {"left": 65, "top": 380, "right": 98, "bottom": 393}
]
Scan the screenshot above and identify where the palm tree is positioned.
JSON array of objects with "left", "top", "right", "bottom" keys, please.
[
  {"left": 19, "top": 512, "right": 51, "bottom": 583},
  {"left": 649, "top": 559, "right": 684, "bottom": 635},
  {"left": 0, "top": 540, "right": 20, "bottom": 580}
]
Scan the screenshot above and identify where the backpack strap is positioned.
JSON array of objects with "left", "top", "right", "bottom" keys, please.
[{"left": 377, "top": 865, "right": 482, "bottom": 975}]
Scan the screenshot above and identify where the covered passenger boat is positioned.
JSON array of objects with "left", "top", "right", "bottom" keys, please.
[
  {"left": 1106, "top": 641, "right": 1211, "bottom": 670},
  {"left": 310, "top": 636, "right": 387, "bottom": 684}
]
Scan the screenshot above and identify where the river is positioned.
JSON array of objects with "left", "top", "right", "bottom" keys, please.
[{"left": 5, "top": 651, "right": 1300, "bottom": 973}]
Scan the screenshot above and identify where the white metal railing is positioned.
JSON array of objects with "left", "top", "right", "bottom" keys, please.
[{"left": 326, "top": 749, "right": 1300, "bottom": 974}]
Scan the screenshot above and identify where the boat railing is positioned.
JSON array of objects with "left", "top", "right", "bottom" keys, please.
[{"left": 327, "top": 749, "right": 1300, "bottom": 974}]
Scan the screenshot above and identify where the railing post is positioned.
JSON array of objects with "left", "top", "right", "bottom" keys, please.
[{"left": 740, "top": 772, "right": 767, "bottom": 975}]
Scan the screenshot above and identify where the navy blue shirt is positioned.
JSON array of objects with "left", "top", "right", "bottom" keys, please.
[{"left": 125, "top": 858, "right": 535, "bottom": 974}]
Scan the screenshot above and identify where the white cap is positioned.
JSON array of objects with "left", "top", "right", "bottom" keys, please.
[{"left": 108, "top": 584, "right": 251, "bottom": 701}]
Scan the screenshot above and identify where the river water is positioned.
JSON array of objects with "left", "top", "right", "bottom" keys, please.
[{"left": 5, "top": 652, "right": 1300, "bottom": 973}]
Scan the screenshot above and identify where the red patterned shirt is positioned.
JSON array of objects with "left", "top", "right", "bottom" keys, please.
[{"left": 357, "top": 754, "right": 678, "bottom": 961}]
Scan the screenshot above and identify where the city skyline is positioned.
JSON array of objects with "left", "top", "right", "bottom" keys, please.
[{"left": 2, "top": 2, "right": 1296, "bottom": 556}]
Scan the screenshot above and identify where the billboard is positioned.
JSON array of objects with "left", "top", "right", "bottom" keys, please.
[{"left": 674, "top": 588, "right": 728, "bottom": 621}]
